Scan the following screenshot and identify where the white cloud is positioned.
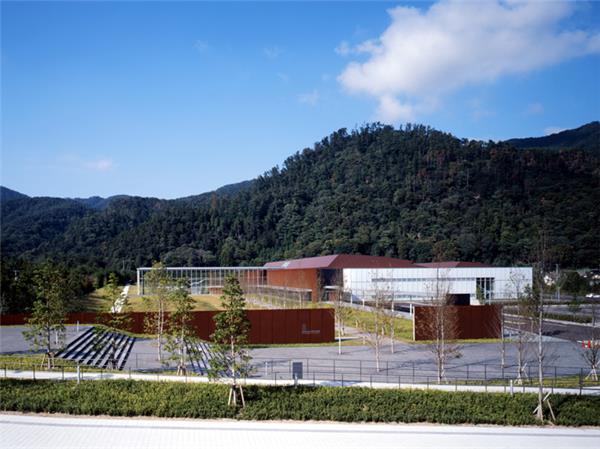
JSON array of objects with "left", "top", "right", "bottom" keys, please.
[
  {"left": 338, "top": 0, "right": 600, "bottom": 123},
  {"left": 298, "top": 89, "right": 320, "bottom": 106},
  {"left": 83, "top": 159, "right": 113, "bottom": 172},
  {"left": 263, "top": 46, "right": 283, "bottom": 59},
  {"left": 544, "top": 126, "right": 566, "bottom": 136},
  {"left": 335, "top": 41, "right": 351, "bottom": 56},
  {"left": 194, "top": 40, "right": 210, "bottom": 54},
  {"left": 525, "top": 102, "right": 545, "bottom": 115},
  {"left": 377, "top": 95, "right": 415, "bottom": 122}
]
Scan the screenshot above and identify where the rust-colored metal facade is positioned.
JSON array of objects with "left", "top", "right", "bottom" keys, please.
[
  {"left": 412, "top": 305, "right": 501, "bottom": 340},
  {"left": 0, "top": 308, "right": 335, "bottom": 344},
  {"left": 264, "top": 254, "right": 417, "bottom": 302},
  {"left": 266, "top": 268, "right": 320, "bottom": 301}
]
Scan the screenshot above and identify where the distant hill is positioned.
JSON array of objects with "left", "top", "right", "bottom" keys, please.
[
  {"left": 505, "top": 121, "right": 600, "bottom": 153},
  {"left": 174, "top": 180, "right": 254, "bottom": 206},
  {"left": 0, "top": 186, "right": 29, "bottom": 203},
  {"left": 1, "top": 122, "right": 599, "bottom": 272},
  {"left": 73, "top": 195, "right": 131, "bottom": 210}
]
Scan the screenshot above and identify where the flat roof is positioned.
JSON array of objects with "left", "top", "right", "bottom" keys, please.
[
  {"left": 415, "top": 261, "right": 492, "bottom": 268},
  {"left": 265, "top": 254, "right": 415, "bottom": 270}
]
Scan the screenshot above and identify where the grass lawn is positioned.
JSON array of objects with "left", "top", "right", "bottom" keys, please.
[
  {"left": 76, "top": 286, "right": 113, "bottom": 312},
  {"left": 246, "top": 294, "right": 332, "bottom": 310},
  {"left": 349, "top": 308, "right": 414, "bottom": 341},
  {"left": 126, "top": 293, "right": 226, "bottom": 312},
  {"left": 0, "top": 354, "right": 81, "bottom": 371},
  {"left": 82, "top": 286, "right": 226, "bottom": 312}
]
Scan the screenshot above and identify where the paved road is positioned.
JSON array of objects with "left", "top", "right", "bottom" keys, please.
[
  {"left": 1, "top": 414, "right": 599, "bottom": 449},
  {"left": 2, "top": 324, "right": 592, "bottom": 381},
  {"left": 505, "top": 315, "right": 595, "bottom": 342}
]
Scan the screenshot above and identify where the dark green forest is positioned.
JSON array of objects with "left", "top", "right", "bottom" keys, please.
[{"left": 1, "top": 122, "right": 599, "bottom": 288}]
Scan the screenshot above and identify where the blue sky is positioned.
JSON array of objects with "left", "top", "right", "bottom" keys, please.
[{"left": 2, "top": 1, "right": 599, "bottom": 199}]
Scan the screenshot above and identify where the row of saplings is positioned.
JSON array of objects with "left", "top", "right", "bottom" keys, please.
[
  {"left": 22, "top": 268, "right": 252, "bottom": 408},
  {"left": 20, "top": 268, "right": 598, "bottom": 423}
]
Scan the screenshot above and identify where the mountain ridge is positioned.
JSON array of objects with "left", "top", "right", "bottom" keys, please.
[
  {"left": 506, "top": 121, "right": 600, "bottom": 152},
  {"left": 3, "top": 121, "right": 597, "bottom": 203},
  {"left": 2, "top": 122, "right": 598, "bottom": 272}
]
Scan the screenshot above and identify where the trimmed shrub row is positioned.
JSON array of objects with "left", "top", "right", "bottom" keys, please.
[{"left": 1, "top": 379, "right": 599, "bottom": 426}]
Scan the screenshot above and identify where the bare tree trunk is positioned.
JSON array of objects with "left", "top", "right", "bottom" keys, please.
[
  {"left": 535, "top": 232, "right": 547, "bottom": 422},
  {"left": 375, "top": 334, "right": 380, "bottom": 373},
  {"left": 390, "top": 301, "right": 395, "bottom": 354},
  {"left": 500, "top": 305, "right": 506, "bottom": 370},
  {"left": 338, "top": 323, "right": 342, "bottom": 355},
  {"left": 516, "top": 333, "right": 525, "bottom": 383},
  {"left": 157, "top": 300, "right": 164, "bottom": 362},
  {"left": 584, "top": 302, "right": 599, "bottom": 380},
  {"left": 231, "top": 339, "right": 236, "bottom": 387},
  {"left": 437, "top": 308, "right": 445, "bottom": 383},
  {"left": 536, "top": 305, "right": 544, "bottom": 422}
]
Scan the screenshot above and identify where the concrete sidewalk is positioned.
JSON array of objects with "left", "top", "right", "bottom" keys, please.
[
  {"left": 3, "top": 368, "right": 599, "bottom": 396},
  {"left": 2, "top": 413, "right": 600, "bottom": 449}
]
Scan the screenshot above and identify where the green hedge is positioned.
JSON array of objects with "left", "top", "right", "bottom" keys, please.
[{"left": 1, "top": 379, "right": 599, "bottom": 426}]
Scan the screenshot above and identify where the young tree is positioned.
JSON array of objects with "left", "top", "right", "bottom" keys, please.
[
  {"left": 507, "top": 270, "right": 532, "bottom": 382},
  {"left": 143, "top": 262, "right": 171, "bottom": 362},
  {"left": 581, "top": 299, "right": 599, "bottom": 381},
  {"left": 209, "top": 275, "right": 251, "bottom": 407},
  {"left": 23, "top": 263, "right": 70, "bottom": 369},
  {"left": 382, "top": 297, "right": 398, "bottom": 354},
  {"left": 424, "top": 270, "right": 461, "bottom": 384},
  {"left": 165, "top": 280, "right": 196, "bottom": 376},
  {"left": 362, "top": 275, "right": 393, "bottom": 373},
  {"left": 532, "top": 232, "right": 549, "bottom": 423},
  {"left": 497, "top": 299, "right": 507, "bottom": 371},
  {"left": 331, "top": 283, "right": 353, "bottom": 355}
]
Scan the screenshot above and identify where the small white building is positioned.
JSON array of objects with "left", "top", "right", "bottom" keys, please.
[{"left": 343, "top": 262, "right": 532, "bottom": 305}]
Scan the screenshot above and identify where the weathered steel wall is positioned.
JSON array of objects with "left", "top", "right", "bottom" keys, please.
[
  {"left": 413, "top": 305, "right": 501, "bottom": 340},
  {"left": 265, "top": 268, "right": 319, "bottom": 301},
  {"left": 0, "top": 308, "right": 335, "bottom": 344}
]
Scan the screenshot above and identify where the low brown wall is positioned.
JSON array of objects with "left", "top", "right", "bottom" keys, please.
[
  {"left": 0, "top": 309, "right": 335, "bottom": 345},
  {"left": 413, "top": 305, "right": 501, "bottom": 341}
]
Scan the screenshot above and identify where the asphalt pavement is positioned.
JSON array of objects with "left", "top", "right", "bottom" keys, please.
[{"left": 2, "top": 414, "right": 599, "bottom": 449}]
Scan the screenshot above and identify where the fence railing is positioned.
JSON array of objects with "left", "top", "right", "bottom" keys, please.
[{"left": 3, "top": 356, "right": 599, "bottom": 393}]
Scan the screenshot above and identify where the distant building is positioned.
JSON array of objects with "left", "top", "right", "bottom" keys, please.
[
  {"left": 137, "top": 254, "right": 532, "bottom": 305},
  {"left": 265, "top": 255, "right": 532, "bottom": 305}
]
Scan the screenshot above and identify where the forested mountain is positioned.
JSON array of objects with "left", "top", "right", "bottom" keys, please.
[
  {"left": 1, "top": 123, "right": 599, "bottom": 278},
  {"left": 507, "top": 121, "right": 600, "bottom": 153},
  {"left": 0, "top": 186, "right": 29, "bottom": 203},
  {"left": 73, "top": 195, "right": 131, "bottom": 210}
]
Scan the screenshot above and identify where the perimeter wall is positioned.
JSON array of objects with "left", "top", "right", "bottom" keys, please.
[
  {"left": 413, "top": 305, "right": 501, "bottom": 340},
  {"left": 0, "top": 308, "right": 335, "bottom": 344}
]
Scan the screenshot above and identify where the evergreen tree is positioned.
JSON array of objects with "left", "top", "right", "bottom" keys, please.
[
  {"left": 209, "top": 275, "right": 251, "bottom": 407},
  {"left": 165, "top": 280, "right": 196, "bottom": 375},
  {"left": 22, "top": 263, "right": 69, "bottom": 369}
]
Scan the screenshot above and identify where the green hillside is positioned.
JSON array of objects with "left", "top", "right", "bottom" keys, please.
[{"left": 1, "top": 123, "right": 599, "bottom": 276}]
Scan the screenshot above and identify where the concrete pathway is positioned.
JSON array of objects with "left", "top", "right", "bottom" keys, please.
[{"left": 1, "top": 414, "right": 599, "bottom": 449}]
